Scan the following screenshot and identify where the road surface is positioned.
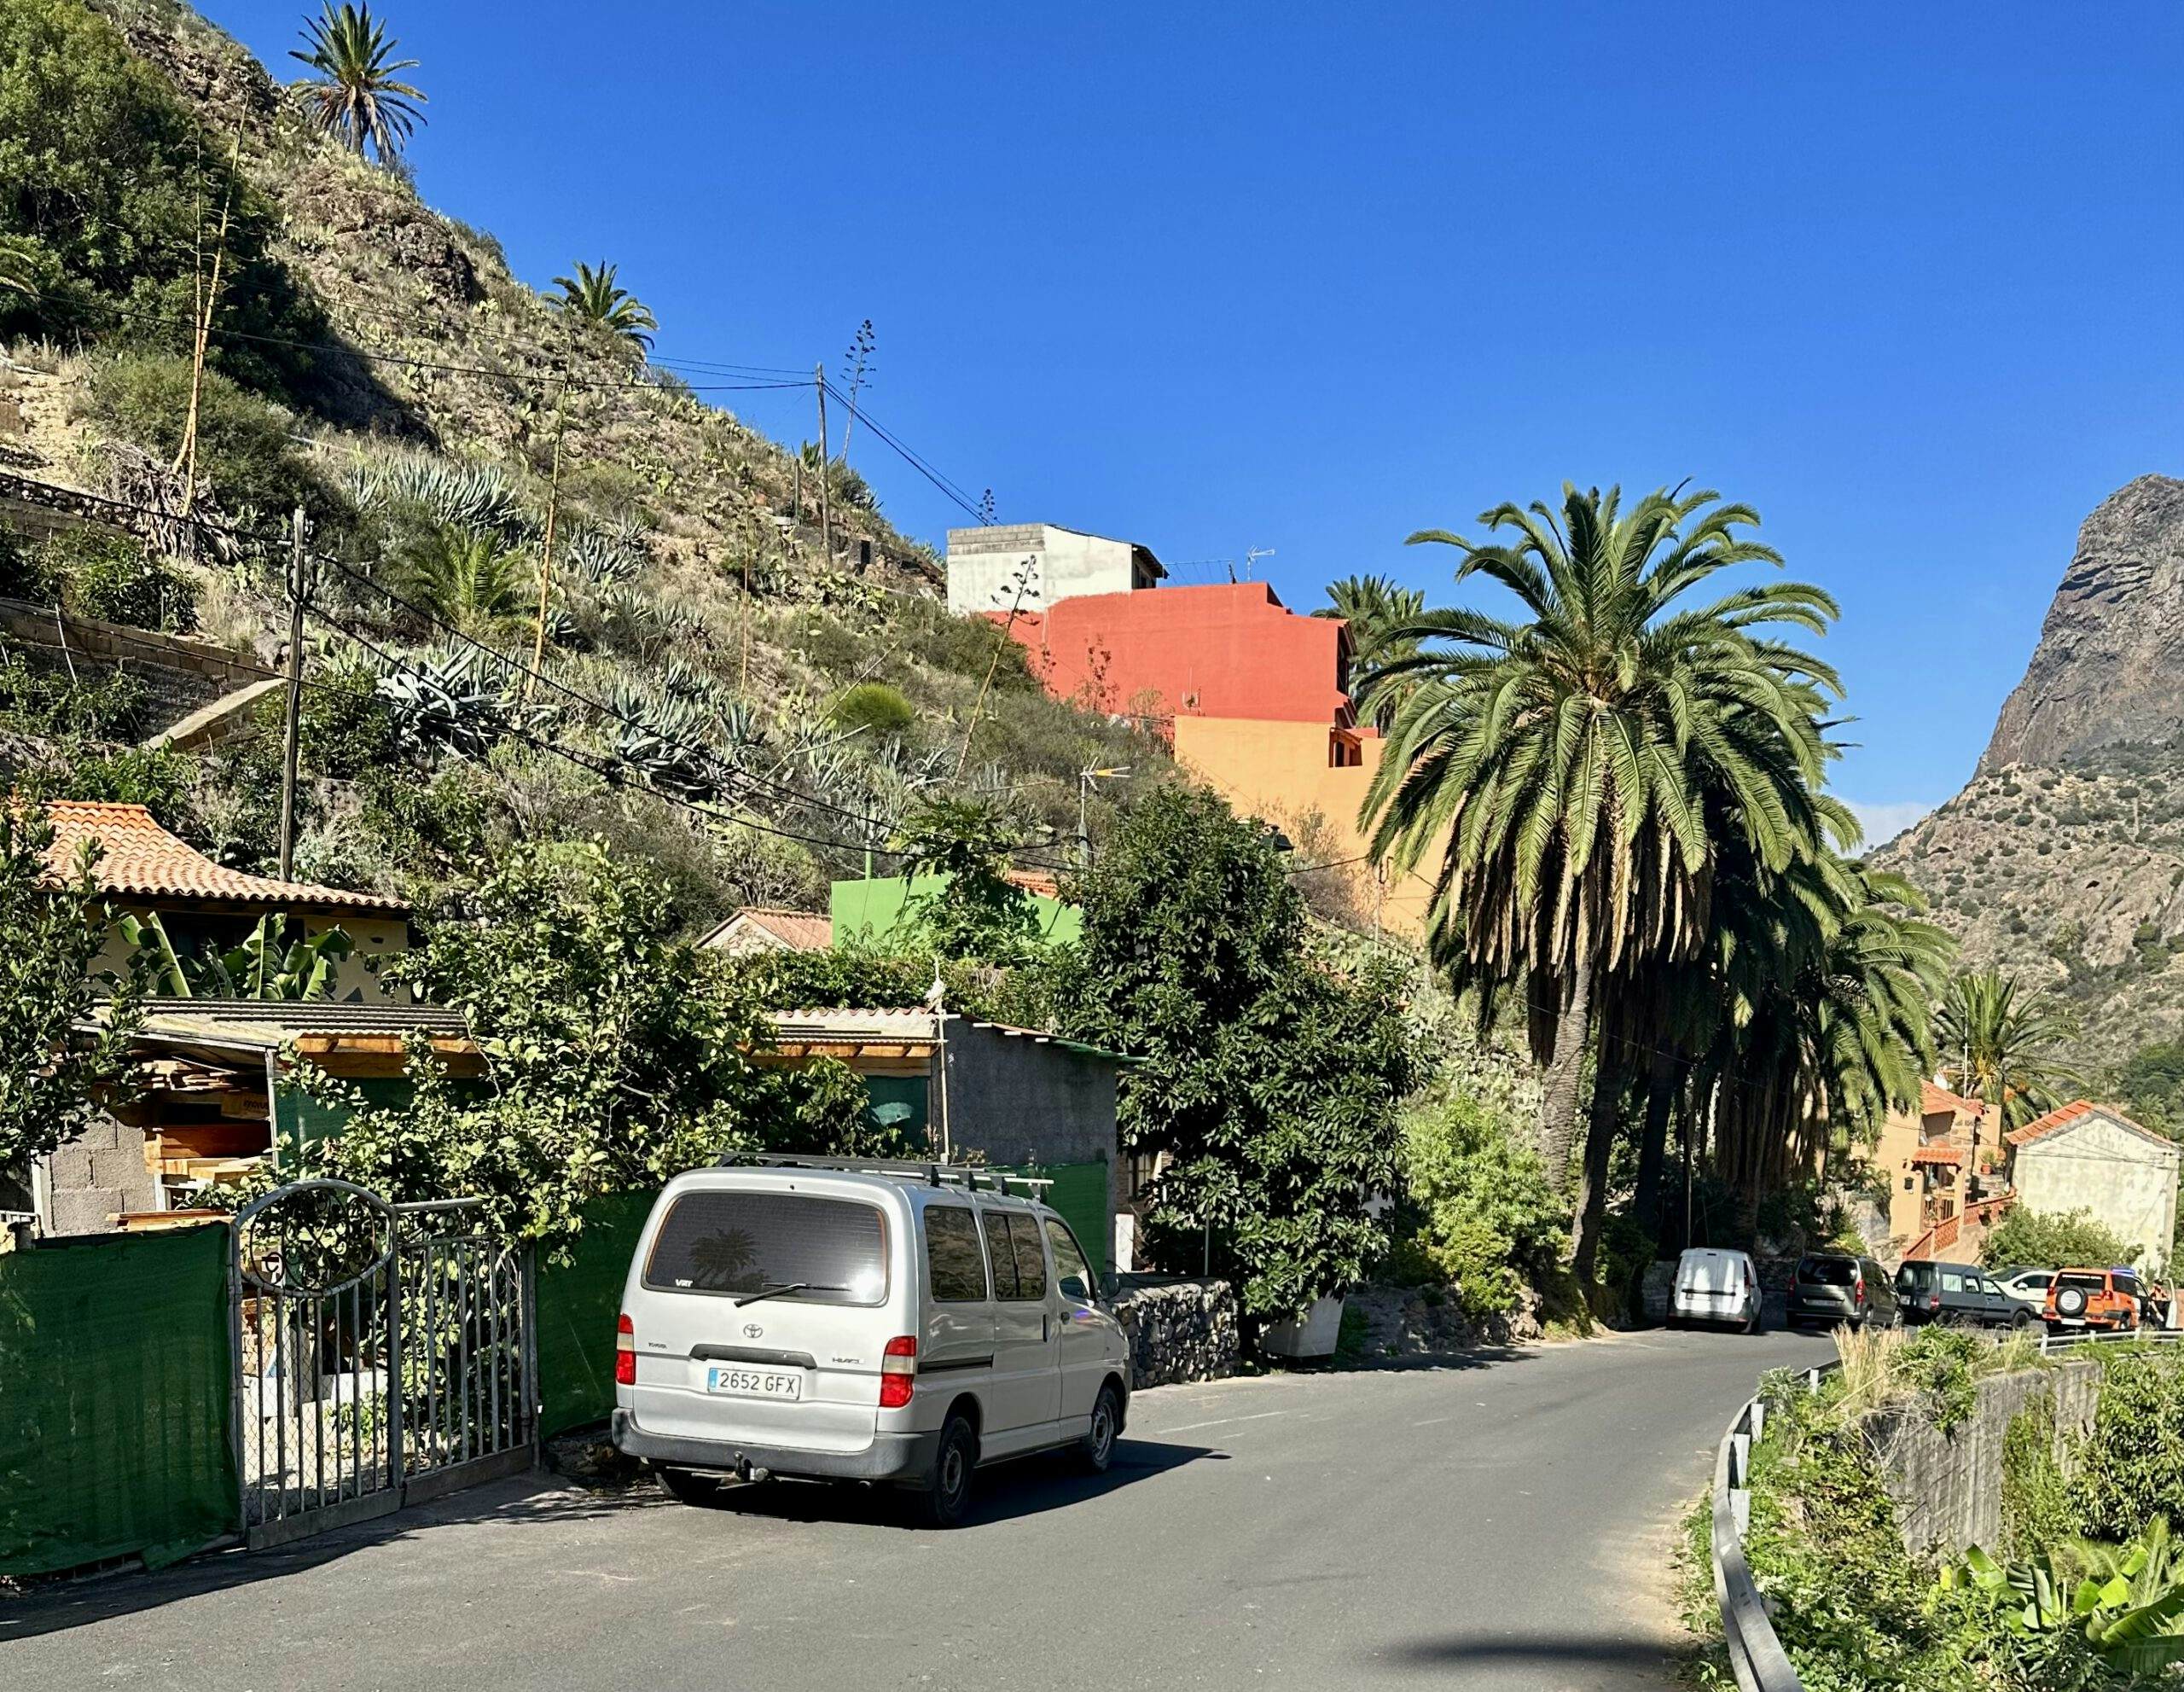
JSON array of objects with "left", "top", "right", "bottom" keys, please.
[{"left": 2, "top": 1325, "right": 1833, "bottom": 1690}]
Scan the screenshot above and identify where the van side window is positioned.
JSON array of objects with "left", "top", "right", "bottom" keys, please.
[
  {"left": 1045, "top": 1218, "right": 1094, "bottom": 1301},
  {"left": 924, "top": 1206, "right": 987, "bottom": 1303},
  {"left": 1003, "top": 1213, "right": 1048, "bottom": 1302},
  {"left": 1941, "top": 1270, "right": 1965, "bottom": 1294},
  {"left": 982, "top": 1208, "right": 1021, "bottom": 1300}
]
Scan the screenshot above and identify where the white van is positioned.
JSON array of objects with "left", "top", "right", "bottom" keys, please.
[
  {"left": 1670, "top": 1247, "right": 1763, "bottom": 1333},
  {"left": 612, "top": 1156, "right": 1131, "bottom": 1527}
]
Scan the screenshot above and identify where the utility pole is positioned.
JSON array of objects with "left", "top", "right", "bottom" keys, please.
[
  {"left": 814, "top": 364, "right": 833, "bottom": 566},
  {"left": 276, "top": 505, "right": 306, "bottom": 881},
  {"left": 526, "top": 378, "right": 570, "bottom": 696}
]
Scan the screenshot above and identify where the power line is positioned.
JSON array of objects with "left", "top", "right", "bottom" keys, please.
[{"left": 820, "top": 380, "right": 988, "bottom": 525}]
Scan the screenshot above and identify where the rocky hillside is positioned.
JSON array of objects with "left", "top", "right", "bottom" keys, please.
[
  {"left": 1876, "top": 477, "right": 2184, "bottom": 1078},
  {"left": 0, "top": 0, "right": 1166, "bottom": 934}
]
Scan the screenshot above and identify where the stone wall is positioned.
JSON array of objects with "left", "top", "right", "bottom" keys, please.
[
  {"left": 1867, "top": 1360, "right": 2103, "bottom": 1559},
  {"left": 1112, "top": 1276, "right": 1237, "bottom": 1389}
]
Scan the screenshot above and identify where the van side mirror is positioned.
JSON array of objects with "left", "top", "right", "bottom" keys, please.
[
  {"left": 1059, "top": 1274, "right": 1089, "bottom": 1303},
  {"left": 1099, "top": 1270, "right": 1121, "bottom": 1300}
]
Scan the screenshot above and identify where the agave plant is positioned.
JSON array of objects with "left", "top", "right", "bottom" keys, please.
[
  {"left": 290, "top": 3, "right": 426, "bottom": 163},
  {"left": 375, "top": 646, "right": 529, "bottom": 762},
  {"left": 561, "top": 516, "right": 648, "bottom": 588},
  {"left": 553, "top": 261, "right": 657, "bottom": 354},
  {"left": 606, "top": 680, "right": 733, "bottom": 801},
  {"left": 347, "top": 453, "right": 536, "bottom": 543}
]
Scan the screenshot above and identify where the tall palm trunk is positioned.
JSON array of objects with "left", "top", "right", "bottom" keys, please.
[
  {"left": 1571, "top": 1038, "right": 1623, "bottom": 1282},
  {"left": 1631, "top": 1050, "right": 1681, "bottom": 1238},
  {"left": 1537, "top": 967, "right": 1593, "bottom": 1190}
]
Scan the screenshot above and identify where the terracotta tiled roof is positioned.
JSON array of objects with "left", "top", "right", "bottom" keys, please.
[
  {"left": 39, "top": 800, "right": 406, "bottom": 915},
  {"left": 2006, "top": 1099, "right": 2176, "bottom": 1154},
  {"left": 699, "top": 906, "right": 833, "bottom": 951},
  {"left": 1908, "top": 1146, "right": 1963, "bottom": 1167},
  {"left": 1003, "top": 868, "right": 1062, "bottom": 900},
  {"left": 1921, "top": 1080, "right": 1978, "bottom": 1117}
]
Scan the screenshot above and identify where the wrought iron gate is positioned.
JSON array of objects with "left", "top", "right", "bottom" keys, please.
[{"left": 230, "top": 1180, "right": 537, "bottom": 1550}]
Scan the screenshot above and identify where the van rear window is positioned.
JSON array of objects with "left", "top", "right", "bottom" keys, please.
[
  {"left": 644, "top": 1191, "right": 887, "bottom": 1305},
  {"left": 1798, "top": 1257, "right": 1856, "bottom": 1285}
]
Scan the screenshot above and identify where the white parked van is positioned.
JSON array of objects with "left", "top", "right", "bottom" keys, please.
[
  {"left": 612, "top": 1156, "right": 1131, "bottom": 1527},
  {"left": 1670, "top": 1247, "right": 1763, "bottom": 1333}
]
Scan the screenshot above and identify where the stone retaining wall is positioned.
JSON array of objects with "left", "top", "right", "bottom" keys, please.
[
  {"left": 1867, "top": 1360, "right": 2102, "bottom": 1558},
  {"left": 1111, "top": 1276, "right": 1237, "bottom": 1389}
]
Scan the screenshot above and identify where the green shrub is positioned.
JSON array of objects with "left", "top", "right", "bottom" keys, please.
[
  {"left": 298, "top": 664, "right": 400, "bottom": 781},
  {"left": 830, "top": 680, "right": 915, "bottom": 737},
  {"left": 37, "top": 526, "right": 197, "bottom": 632},
  {"left": 0, "top": 650, "right": 146, "bottom": 738},
  {"left": 1397, "top": 1087, "right": 1565, "bottom": 1322},
  {"left": 2072, "top": 1346, "right": 2184, "bottom": 1543},
  {"left": 53, "top": 744, "right": 194, "bottom": 817},
  {"left": 84, "top": 353, "right": 341, "bottom": 526},
  {"left": 2001, "top": 1397, "right": 2072, "bottom": 1561},
  {"left": 1980, "top": 1206, "right": 2138, "bottom": 1274}
]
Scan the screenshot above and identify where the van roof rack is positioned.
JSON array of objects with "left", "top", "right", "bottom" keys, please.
[{"left": 717, "top": 1152, "right": 1054, "bottom": 1200}]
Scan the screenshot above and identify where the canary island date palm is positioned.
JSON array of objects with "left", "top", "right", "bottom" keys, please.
[
  {"left": 1934, "top": 964, "right": 2082, "bottom": 1131},
  {"left": 1317, "top": 573, "right": 1426, "bottom": 729},
  {"left": 291, "top": 3, "right": 426, "bottom": 163},
  {"left": 1360, "top": 483, "right": 1842, "bottom": 1206},
  {"left": 553, "top": 261, "right": 658, "bottom": 355}
]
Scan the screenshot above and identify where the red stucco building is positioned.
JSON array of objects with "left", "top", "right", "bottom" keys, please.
[{"left": 996, "top": 582, "right": 1355, "bottom": 727}]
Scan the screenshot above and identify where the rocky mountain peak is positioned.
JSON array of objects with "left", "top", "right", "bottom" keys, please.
[{"left": 1981, "top": 474, "right": 2184, "bottom": 772}]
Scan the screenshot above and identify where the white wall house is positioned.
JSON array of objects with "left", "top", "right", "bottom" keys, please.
[
  {"left": 944, "top": 522, "right": 1165, "bottom": 615},
  {"left": 2005, "top": 1101, "right": 2181, "bottom": 1273}
]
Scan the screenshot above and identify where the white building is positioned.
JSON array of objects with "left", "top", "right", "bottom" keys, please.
[
  {"left": 2005, "top": 1101, "right": 2181, "bottom": 1273},
  {"left": 944, "top": 522, "right": 1165, "bottom": 616}
]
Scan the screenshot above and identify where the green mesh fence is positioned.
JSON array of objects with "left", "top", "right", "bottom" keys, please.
[
  {"left": 0, "top": 1224, "right": 239, "bottom": 1576},
  {"left": 534, "top": 1189, "right": 659, "bottom": 1440}
]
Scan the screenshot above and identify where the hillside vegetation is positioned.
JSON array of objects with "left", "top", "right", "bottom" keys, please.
[{"left": 0, "top": 0, "right": 1164, "bottom": 933}]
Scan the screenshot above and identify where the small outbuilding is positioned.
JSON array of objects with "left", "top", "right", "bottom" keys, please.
[{"left": 2005, "top": 1100, "right": 2181, "bottom": 1274}]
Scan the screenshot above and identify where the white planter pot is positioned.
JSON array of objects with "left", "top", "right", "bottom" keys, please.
[{"left": 1262, "top": 1294, "right": 1344, "bottom": 1361}]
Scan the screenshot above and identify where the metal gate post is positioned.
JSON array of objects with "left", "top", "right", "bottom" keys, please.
[
  {"left": 522, "top": 1244, "right": 541, "bottom": 1466},
  {"left": 386, "top": 1220, "right": 405, "bottom": 1501}
]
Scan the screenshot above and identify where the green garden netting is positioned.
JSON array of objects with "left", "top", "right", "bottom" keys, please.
[
  {"left": 0, "top": 1224, "right": 239, "bottom": 1576},
  {"left": 534, "top": 1188, "right": 658, "bottom": 1440}
]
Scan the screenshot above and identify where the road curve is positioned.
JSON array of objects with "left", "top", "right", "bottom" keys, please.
[{"left": 2, "top": 1325, "right": 1835, "bottom": 1690}]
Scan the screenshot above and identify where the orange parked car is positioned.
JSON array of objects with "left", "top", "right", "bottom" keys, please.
[{"left": 2042, "top": 1267, "right": 2161, "bottom": 1334}]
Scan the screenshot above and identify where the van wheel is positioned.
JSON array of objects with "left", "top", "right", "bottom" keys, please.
[
  {"left": 1078, "top": 1383, "right": 1122, "bottom": 1475},
  {"left": 656, "top": 1465, "right": 724, "bottom": 1506},
  {"left": 914, "top": 1413, "right": 978, "bottom": 1529}
]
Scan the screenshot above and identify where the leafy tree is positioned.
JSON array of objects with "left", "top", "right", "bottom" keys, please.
[
  {"left": 1361, "top": 484, "right": 1839, "bottom": 1231},
  {"left": 1397, "top": 1084, "right": 1566, "bottom": 1322},
  {"left": 890, "top": 795, "right": 1043, "bottom": 965},
  {"left": 2117, "top": 1039, "right": 2184, "bottom": 1139},
  {"left": 553, "top": 260, "right": 657, "bottom": 354},
  {"left": 1049, "top": 787, "right": 1417, "bottom": 1319},
  {"left": 1935, "top": 965, "right": 2082, "bottom": 1132},
  {"left": 290, "top": 3, "right": 426, "bottom": 164},
  {"left": 0, "top": 0, "right": 328, "bottom": 394},
  {"left": 394, "top": 524, "right": 532, "bottom": 640},
  {"left": 0, "top": 805, "right": 143, "bottom": 1172},
  {"left": 1979, "top": 1206, "right": 2136, "bottom": 1274},
  {"left": 270, "top": 840, "right": 857, "bottom": 1243}
]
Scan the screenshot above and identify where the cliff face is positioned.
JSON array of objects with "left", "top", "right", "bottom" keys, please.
[
  {"left": 1876, "top": 473, "right": 2184, "bottom": 1079},
  {"left": 1981, "top": 475, "right": 2184, "bottom": 772}
]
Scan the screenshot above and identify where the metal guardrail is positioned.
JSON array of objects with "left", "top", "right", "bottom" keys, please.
[{"left": 1711, "top": 1324, "right": 2184, "bottom": 1691}]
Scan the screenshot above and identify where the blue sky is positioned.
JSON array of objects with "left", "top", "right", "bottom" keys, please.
[{"left": 212, "top": 2, "right": 2184, "bottom": 839}]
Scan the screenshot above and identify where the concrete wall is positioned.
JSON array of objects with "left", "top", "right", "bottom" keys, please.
[
  {"left": 1170, "top": 715, "right": 1441, "bottom": 937},
  {"left": 37, "top": 1113, "right": 158, "bottom": 1236},
  {"left": 2014, "top": 1114, "right": 2181, "bottom": 1273},
  {"left": 944, "top": 523, "right": 1146, "bottom": 614},
  {"left": 941, "top": 1015, "right": 1121, "bottom": 1247},
  {"left": 1868, "top": 1362, "right": 2103, "bottom": 1559}
]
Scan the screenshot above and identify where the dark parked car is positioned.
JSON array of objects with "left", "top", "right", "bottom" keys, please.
[
  {"left": 1787, "top": 1252, "right": 1892, "bottom": 1329},
  {"left": 1895, "top": 1259, "right": 2037, "bottom": 1330}
]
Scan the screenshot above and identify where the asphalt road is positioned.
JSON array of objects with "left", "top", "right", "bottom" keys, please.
[{"left": 3, "top": 1324, "right": 1834, "bottom": 1691}]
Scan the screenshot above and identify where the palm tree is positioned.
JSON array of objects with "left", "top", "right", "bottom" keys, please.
[
  {"left": 290, "top": 3, "right": 426, "bottom": 163},
  {"left": 553, "top": 261, "right": 658, "bottom": 354},
  {"left": 396, "top": 525, "right": 531, "bottom": 641},
  {"left": 1934, "top": 965, "right": 2082, "bottom": 1131},
  {"left": 1317, "top": 574, "right": 1425, "bottom": 728},
  {"left": 1361, "top": 484, "right": 1841, "bottom": 1204}
]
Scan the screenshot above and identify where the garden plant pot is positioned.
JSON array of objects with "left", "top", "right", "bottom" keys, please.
[{"left": 1261, "top": 1294, "right": 1344, "bottom": 1361}]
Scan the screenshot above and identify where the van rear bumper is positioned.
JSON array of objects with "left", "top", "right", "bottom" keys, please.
[{"left": 612, "top": 1410, "right": 938, "bottom": 1484}]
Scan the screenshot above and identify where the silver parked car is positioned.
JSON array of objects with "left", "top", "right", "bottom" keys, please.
[{"left": 613, "top": 1156, "right": 1130, "bottom": 1527}]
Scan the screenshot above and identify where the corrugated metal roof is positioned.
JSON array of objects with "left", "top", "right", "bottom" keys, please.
[{"left": 763, "top": 1009, "right": 1138, "bottom": 1067}]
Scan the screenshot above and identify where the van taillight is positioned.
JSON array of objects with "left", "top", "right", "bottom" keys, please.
[
  {"left": 615, "top": 1312, "right": 636, "bottom": 1387},
  {"left": 1929, "top": 1294, "right": 1942, "bottom": 1311},
  {"left": 879, "top": 1334, "right": 916, "bottom": 1410}
]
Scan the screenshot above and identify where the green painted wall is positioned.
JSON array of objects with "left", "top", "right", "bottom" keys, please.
[{"left": 830, "top": 875, "right": 1082, "bottom": 947}]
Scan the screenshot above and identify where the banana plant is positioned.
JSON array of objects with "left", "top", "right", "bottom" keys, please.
[
  {"left": 120, "top": 912, "right": 355, "bottom": 1001},
  {"left": 1950, "top": 1520, "right": 2184, "bottom": 1675}
]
